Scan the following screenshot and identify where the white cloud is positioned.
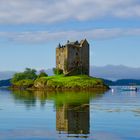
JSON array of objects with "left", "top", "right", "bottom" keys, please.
[
  {"left": 0, "top": 28, "right": 140, "bottom": 43},
  {"left": 0, "top": 0, "right": 140, "bottom": 24}
]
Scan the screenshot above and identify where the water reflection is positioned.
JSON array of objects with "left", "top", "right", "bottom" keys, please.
[
  {"left": 56, "top": 103, "right": 89, "bottom": 135},
  {"left": 12, "top": 90, "right": 37, "bottom": 108},
  {"left": 11, "top": 90, "right": 104, "bottom": 137},
  {"left": 1, "top": 88, "right": 140, "bottom": 139},
  {"left": 12, "top": 90, "right": 50, "bottom": 108}
]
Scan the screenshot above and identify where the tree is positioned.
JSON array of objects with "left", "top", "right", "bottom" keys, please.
[
  {"left": 38, "top": 70, "right": 48, "bottom": 78},
  {"left": 11, "top": 68, "right": 37, "bottom": 84},
  {"left": 24, "top": 68, "right": 37, "bottom": 80}
]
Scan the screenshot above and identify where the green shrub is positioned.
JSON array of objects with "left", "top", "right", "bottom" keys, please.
[
  {"left": 11, "top": 68, "right": 37, "bottom": 84},
  {"left": 53, "top": 68, "right": 63, "bottom": 75}
]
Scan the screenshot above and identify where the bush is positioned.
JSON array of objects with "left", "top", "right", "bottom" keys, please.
[
  {"left": 13, "top": 79, "right": 34, "bottom": 88},
  {"left": 38, "top": 71, "right": 48, "bottom": 78},
  {"left": 53, "top": 68, "right": 63, "bottom": 75}
]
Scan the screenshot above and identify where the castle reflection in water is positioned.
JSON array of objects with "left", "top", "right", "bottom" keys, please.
[
  {"left": 56, "top": 103, "right": 89, "bottom": 135},
  {"left": 11, "top": 90, "right": 101, "bottom": 137}
]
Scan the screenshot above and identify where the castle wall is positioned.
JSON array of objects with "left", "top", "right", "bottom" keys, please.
[
  {"left": 81, "top": 43, "right": 89, "bottom": 75},
  {"left": 67, "top": 45, "right": 81, "bottom": 72},
  {"left": 56, "top": 47, "right": 68, "bottom": 72}
]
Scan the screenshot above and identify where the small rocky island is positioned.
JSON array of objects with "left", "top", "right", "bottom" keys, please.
[
  {"left": 10, "top": 39, "right": 109, "bottom": 91},
  {"left": 34, "top": 75, "right": 109, "bottom": 91},
  {"left": 11, "top": 73, "right": 109, "bottom": 91}
]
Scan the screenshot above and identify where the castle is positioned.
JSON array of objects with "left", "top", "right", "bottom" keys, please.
[{"left": 56, "top": 39, "right": 89, "bottom": 75}]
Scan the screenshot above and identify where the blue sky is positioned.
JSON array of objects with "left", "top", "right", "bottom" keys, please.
[{"left": 0, "top": 0, "right": 140, "bottom": 71}]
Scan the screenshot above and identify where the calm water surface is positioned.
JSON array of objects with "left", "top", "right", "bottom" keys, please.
[{"left": 0, "top": 87, "right": 140, "bottom": 140}]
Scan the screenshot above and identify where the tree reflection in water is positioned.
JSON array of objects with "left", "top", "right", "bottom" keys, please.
[{"left": 11, "top": 90, "right": 104, "bottom": 137}]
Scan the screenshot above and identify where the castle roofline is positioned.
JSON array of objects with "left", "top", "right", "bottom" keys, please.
[
  {"left": 66, "top": 40, "right": 80, "bottom": 45},
  {"left": 80, "top": 39, "right": 89, "bottom": 45},
  {"left": 57, "top": 39, "right": 89, "bottom": 49}
]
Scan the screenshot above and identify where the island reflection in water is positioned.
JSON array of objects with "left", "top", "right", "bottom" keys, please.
[
  {"left": 1, "top": 88, "right": 140, "bottom": 140},
  {"left": 11, "top": 90, "right": 104, "bottom": 138}
]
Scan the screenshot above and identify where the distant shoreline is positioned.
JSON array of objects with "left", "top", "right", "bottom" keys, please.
[{"left": 1, "top": 78, "right": 140, "bottom": 88}]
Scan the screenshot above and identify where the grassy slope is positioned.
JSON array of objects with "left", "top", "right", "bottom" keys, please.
[{"left": 34, "top": 75, "right": 108, "bottom": 89}]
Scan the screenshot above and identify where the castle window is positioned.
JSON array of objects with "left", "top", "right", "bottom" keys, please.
[{"left": 76, "top": 52, "right": 78, "bottom": 56}]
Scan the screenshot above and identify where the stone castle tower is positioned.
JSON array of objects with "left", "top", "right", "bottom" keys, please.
[{"left": 56, "top": 39, "right": 89, "bottom": 75}]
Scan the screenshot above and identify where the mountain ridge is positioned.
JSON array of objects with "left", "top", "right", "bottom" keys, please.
[
  {"left": 0, "top": 65, "right": 140, "bottom": 80},
  {"left": 91, "top": 65, "right": 140, "bottom": 80}
]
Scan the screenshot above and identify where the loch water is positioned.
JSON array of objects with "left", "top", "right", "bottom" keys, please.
[{"left": 0, "top": 87, "right": 140, "bottom": 140}]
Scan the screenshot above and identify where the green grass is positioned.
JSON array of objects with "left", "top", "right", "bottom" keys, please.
[
  {"left": 11, "top": 75, "right": 108, "bottom": 90},
  {"left": 34, "top": 75, "right": 107, "bottom": 89},
  {"left": 12, "top": 79, "right": 34, "bottom": 89}
]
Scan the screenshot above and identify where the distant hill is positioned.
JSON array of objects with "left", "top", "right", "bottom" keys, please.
[
  {"left": 45, "top": 68, "right": 53, "bottom": 76},
  {"left": 92, "top": 65, "right": 140, "bottom": 80},
  {"left": 0, "top": 65, "right": 140, "bottom": 81},
  {"left": 102, "top": 79, "right": 140, "bottom": 86},
  {"left": 0, "top": 79, "right": 11, "bottom": 87},
  {"left": 0, "top": 71, "right": 15, "bottom": 80},
  {"left": 45, "top": 65, "right": 140, "bottom": 80}
]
